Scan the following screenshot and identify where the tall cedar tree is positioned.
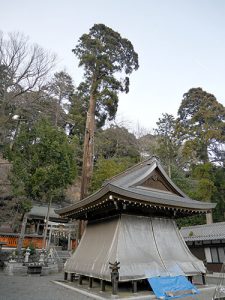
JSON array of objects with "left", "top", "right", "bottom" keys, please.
[
  {"left": 73, "top": 24, "right": 139, "bottom": 199},
  {"left": 176, "top": 87, "right": 225, "bottom": 164}
]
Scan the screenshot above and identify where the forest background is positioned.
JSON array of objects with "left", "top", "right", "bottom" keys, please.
[{"left": 0, "top": 25, "right": 225, "bottom": 230}]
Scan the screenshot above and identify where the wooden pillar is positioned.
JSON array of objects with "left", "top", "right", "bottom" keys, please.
[
  {"left": 100, "top": 280, "right": 105, "bottom": 292},
  {"left": 88, "top": 277, "right": 93, "bottom": 288},
  {"left": 132, "top": 280, "right": 137, "bottom": 293},
  {"left": 202, "top": 273, "right": 206, "bottom": 285},
  {"left": 36, "top": 221, "right": 40, "bottom": 235},
  {"left": 77, "top": 220, "right": 81, "bottom": 244},
  {"left": 78, "top": 275, "right": 83, "bottom": 285},
  {"left": 70, "top": 273, "right": 75, "bottom": 282}
]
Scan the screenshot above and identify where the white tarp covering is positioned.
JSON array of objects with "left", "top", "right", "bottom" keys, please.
[{"left": 64, "top": 214, "right": 205, "bottom": 281}]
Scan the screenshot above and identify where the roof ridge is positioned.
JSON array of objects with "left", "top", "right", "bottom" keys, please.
[{"left": 103, "top": 156, "right": 158, "bottom": 186}]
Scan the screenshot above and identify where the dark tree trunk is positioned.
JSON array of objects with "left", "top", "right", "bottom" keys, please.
[
  {"left": 80, "top": 93, "right": 95, "bottom": 200},
  {"left": 17, "top": 213, "right": 28, "bottom": 255}
]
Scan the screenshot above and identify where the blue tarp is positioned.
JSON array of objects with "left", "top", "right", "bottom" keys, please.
[{"left": 147, "top": 275, "right": 200, "bottom": 299}]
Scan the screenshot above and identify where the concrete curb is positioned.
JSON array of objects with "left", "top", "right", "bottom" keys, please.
[{"left": 52, "top": 281, "right": 108, "bottom": 300}]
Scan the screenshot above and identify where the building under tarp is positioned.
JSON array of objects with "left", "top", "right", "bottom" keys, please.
[
  {"left": 57, "top": 156, "right": 216, "bottom": 289},
  {"left": 64, "top": 214, "right": 205, "bottom": 281}
]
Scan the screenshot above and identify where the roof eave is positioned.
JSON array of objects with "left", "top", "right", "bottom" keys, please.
[
  {"left": 57, "top": 183, "right": 215, "bottom": 218},
  {"left": 55, "top": 184, "right": 110, "bottom": 215}
]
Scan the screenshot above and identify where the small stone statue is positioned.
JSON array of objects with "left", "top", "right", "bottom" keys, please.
[
  {"left": 47, "top": 248, "right": 55, "bottom": 264},
  {"left": 24, "top": 247, "right": 31, "bottom": 263},
  {"left": 39, "top": 248, "right": 46, "bottom": 263}
]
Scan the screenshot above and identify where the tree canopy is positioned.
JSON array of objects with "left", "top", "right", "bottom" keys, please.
[
  {"left": 73, "top": 23, "right": 139, "bottom": 125},
  {"left": 8, "top": 118, "right": 77, "bottom": 202},
  {"left": 176, "top": 87, "right": 225, "bottom": 164},
  {"left": 95, "top": 125, "right": 140, "bottom": 161}
]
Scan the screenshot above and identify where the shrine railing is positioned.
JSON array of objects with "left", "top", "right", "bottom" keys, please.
[
  {"left": 0, "top": 233, "right": 43, "bottom": 249},
  {"left": 0, "top": 233, "right": 77, "bottom": 250}
]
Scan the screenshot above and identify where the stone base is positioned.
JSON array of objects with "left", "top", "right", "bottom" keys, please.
[
  {"left": 4, "top": 262, "right": 59, "bottom": 276},
  {"left": 4, "top": 262, "right": 27, "bottom": 276}
]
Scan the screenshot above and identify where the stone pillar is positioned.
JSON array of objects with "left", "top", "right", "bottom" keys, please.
[
  {"left": 206, "top": 212, "right": 213, "bottom": 224},
  {"left": 39, "top": 248, "right": 45, "bottom": 263},
  {"left": 109, "top": 261, "right": 120, "bottom": 296}
]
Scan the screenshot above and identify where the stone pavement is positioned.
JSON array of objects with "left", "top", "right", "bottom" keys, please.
[
  {"left": 0, "top": 271, "right": 77, "bottom": 300},
  {"left": 0, "top": 270, "right": 221, "bottom": 300}
]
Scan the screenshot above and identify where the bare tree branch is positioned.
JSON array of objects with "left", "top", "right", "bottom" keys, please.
[{"left": 0, "top": 31, "right": 57, "bottom": 147}]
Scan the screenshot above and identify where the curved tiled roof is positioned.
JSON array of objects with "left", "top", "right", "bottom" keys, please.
[
  {"left": 180, "top": 222, "right": 225, "bottom": 241},
  {"left": 28, "top": 205, "right": 60, "bottom": 219},
  {"left": 56, "top": 157, "right": 216, "bottom": 218}
]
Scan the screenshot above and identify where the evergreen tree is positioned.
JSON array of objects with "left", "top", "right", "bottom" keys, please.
[
  {"left": 95, "top": 125, "right": 140, "bottom": 161},
  {"left": 73, "top": 24, "right": 139, "bottom": 198},
  {"left": 8, "top": 119, "right": 77, "bottom": 202},
  {"left": 7, "top": 118, "right": 78, "bottom": 250},
  {"left": 176, "top": 87, "right": 225, "bottom": 164}
]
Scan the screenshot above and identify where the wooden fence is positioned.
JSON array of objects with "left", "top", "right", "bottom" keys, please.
[{"left": 0, "top": 234, "right": 43, "bottom": 249}]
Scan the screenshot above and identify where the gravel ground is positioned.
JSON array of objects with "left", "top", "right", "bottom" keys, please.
[{"left": 0, "top": 271, "right": 77, "bottom": 300}]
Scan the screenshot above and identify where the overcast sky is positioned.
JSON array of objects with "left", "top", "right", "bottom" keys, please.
[{"left": 1, "top": 0, "right": 225, "bottom": 132}]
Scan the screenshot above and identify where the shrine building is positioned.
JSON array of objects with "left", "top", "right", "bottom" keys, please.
[{"left": 57, "top": 156, "right": 216, "bottom": 291}]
